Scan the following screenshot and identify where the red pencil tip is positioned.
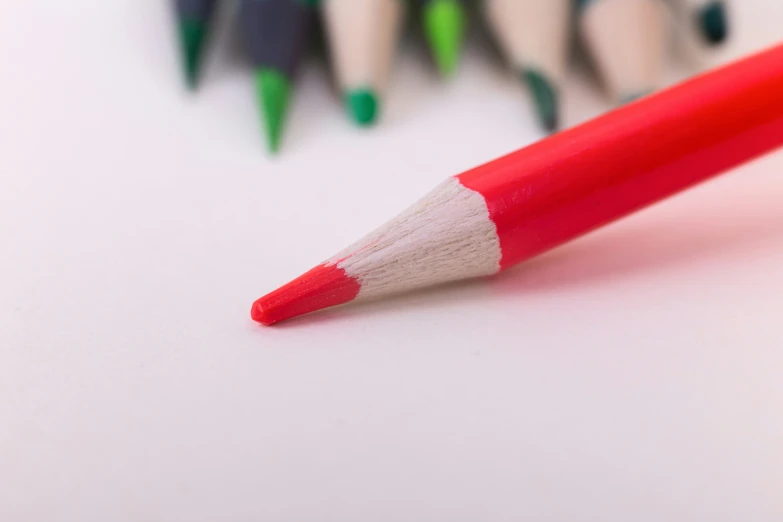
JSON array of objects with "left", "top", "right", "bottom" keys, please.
[
  {"left": 250, "top": 300, "right": 274, "bottom": 326},
  {"left": 250, "top": 264, "right": 361, "bottom": 326}
]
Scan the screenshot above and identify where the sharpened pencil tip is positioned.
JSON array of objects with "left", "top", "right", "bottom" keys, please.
[
  {"left": 252, "top": 264, "right": 361, "bottom": 326},
  {"left": 251, "top": 301, "right": 273, "bottom": 326},
  {"left": 423, "top": 0, "right": 466, "bottom": 77},
  {"left": 255, "top": 68, "right": 292, "bottom": 154},
  {"left": 178, "top": 19, "right": 208, "bottom": 90},
  {"left": 699, "top": 1, "right": 728, "bottom": 44},
  {"left": 345, "top": 89, "right": 379, "bottom": 126},
  {"left": 522, "top": 69, "right": 559, "bottom": 132}
]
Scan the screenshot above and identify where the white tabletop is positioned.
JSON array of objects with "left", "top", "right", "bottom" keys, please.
[{"left": 2, "top": 1, "right": 782, "bottom": 520}]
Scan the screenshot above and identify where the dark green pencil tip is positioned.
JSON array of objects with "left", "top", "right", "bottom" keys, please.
[
  {"left": 178, "top": 19, "right": 208, "bottom": 89},
  {"left": 522, "top": 69, "right": 559, "bottom": 132},
  {"left": 255, "top": 69, "right": 292, "bottom": 153},
  {"left": 423, "top": 0, "right": 466, "bottom": 77},
  {"left": 345, "top": 89, "right": 379, "bottom": 127},
  {"left": 699, "top": 1, "right": 728, "bottom": 44}
]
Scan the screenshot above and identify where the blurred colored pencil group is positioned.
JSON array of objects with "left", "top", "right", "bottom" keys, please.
[{"left": 172, "top": 0, "right": 729, "bottom": 153}]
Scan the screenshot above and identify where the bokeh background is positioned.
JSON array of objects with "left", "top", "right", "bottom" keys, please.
[{"left": 1, "top": 1, "right": 782, "bottom": 521}]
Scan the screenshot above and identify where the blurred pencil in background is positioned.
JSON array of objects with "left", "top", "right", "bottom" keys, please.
[
  {"left": 170, "top": 0, "right": 731, "bottom": 152},
  {"left": 173, "top": 0, "right": 218, "bottom": 88},
  {"left": 579, "top": 0, "right": 668, "bottom": 103},
  {"left": 419, "top": 0, "right": 468, "bottom": 77},
  {"left": 484, "top": 0, "right": 570, "bottom": 131},
  {"left": 675, "top": 0, "right": 729, "bottom": 44},
  {"left": 322, "top": 0, "right": 406, "bottom": 126},
  {"left": 239, "top": 0, "right": 317, "bottom": 153}
]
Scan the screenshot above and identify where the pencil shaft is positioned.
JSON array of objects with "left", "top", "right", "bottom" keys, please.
[
  {"left": 239, "top": 0, "right": 314, "bottom": 77},
  {"left": 459, "top": 43, "right": 783, "bottom": 268},
  {"left": 175, "top": 0, "right": 215, "bottom": 20}
]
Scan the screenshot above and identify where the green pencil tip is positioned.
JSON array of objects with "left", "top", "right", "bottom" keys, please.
[
  {"left": 178, "top": 19, "right": 208, "bottom": 89},
  {"left": 699, "top": 1, "right": 728, "bottom": 44},
  {"left": 522, "top": 69, "right": 559, "bottom": 132},
  {"left": 345, "top": 89, "right": 379, "bottom": 126},
  {"left": 255, "top": 69, "right": 292, "bottom": 153},
  {"left": 423, "top": 0, "right": 466, "bottom": 77}
]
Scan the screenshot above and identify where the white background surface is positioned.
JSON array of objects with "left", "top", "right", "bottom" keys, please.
[{"left": 2, "top": 1, "right": 783, "bottom": 520}]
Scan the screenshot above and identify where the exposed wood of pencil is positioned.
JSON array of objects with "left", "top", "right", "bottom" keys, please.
[
  {"left": 485, "top": 0, "right": 570, "bottom": 79},
  {"left": 580, "top": 0, "right": 668, "bottom": 102},
  {"left": 484, "top": 0, "right": 570, "bottom": 130},
  {"left": 252, "top": 43, "right": 783, "bottom": 326},
  {"left": 322, "top": 0, "right": 405, "bottom": 124}
]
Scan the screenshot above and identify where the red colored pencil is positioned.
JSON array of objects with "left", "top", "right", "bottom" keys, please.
[{"left": 252, "top": 43, "right": 783, "bottom": 326}]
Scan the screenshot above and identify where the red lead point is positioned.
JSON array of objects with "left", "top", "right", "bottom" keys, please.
[{"left": 251, "top": 264, "right": 360, "bottom": 326}]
